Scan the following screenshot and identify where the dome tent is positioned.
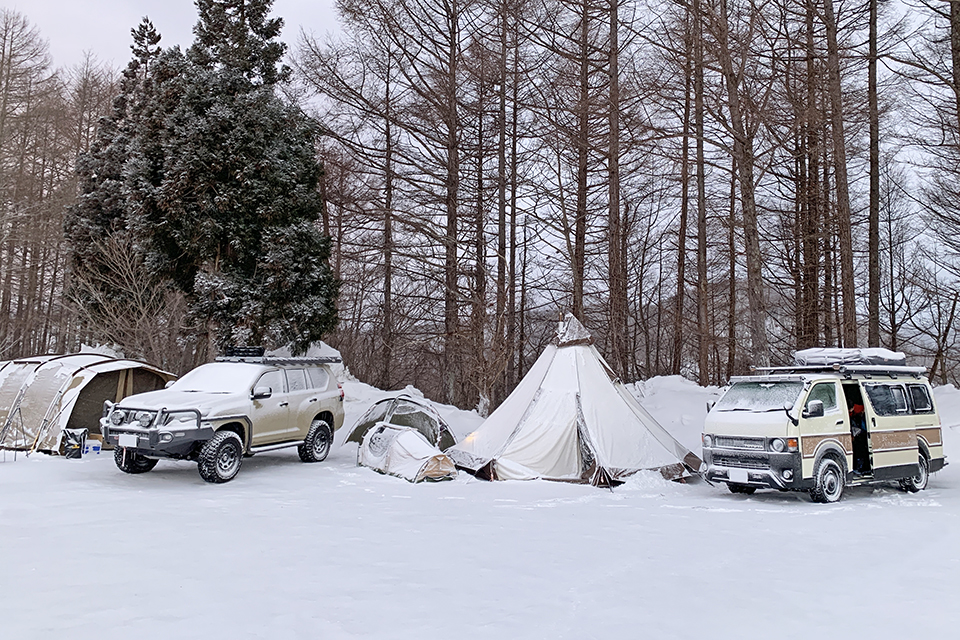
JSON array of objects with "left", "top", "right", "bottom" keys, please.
[
  {"left": 447, "top": 314, "right": 703, "bottom": 487},
  {"left": 0, "top": 353, "right": 174, "bottom": 454},
  {"left": 347, "top": 395, "right": 459, "bottom": 483}
]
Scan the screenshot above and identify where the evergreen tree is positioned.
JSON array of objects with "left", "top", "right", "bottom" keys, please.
[{"left": 70, "top": 2, "right": 338, "bottom": 356}]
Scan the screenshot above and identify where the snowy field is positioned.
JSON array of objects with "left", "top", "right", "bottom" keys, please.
[{"left": 2, "top": 376, "right": 959, "bottom": 639}]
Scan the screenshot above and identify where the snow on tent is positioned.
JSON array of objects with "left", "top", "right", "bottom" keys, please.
[
  {"left": 346, "top": 396, "right": 458, "bottom": 482},
  {"left": 446, "top": 314, "right": 704, "bottom": 486},
  {"left": 0, "top": 354, "right": 174, "bottom": 454}
]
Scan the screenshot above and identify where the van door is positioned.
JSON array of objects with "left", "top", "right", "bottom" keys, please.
[
  {"left": 799, "top": 381, "right": 848, "bottom": 480},
  {"left": 861, "top": 382, "right": 919, "bottom": 480}
]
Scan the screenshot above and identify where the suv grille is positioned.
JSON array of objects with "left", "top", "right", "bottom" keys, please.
[
  {"left": 715, "top": 436, "right": 764, "bottom": 450},
  {"left": 713, "top": 454, "right": 770, "bottom": 470}
]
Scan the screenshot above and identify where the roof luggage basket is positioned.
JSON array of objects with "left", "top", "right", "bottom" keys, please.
[{"left": 216, "top": 346, "right": 342, "bottom": 365}]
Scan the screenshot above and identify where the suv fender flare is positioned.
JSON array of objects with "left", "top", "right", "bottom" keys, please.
[{"left": 209, "top": 416, "right": 254, "bottom": 451}]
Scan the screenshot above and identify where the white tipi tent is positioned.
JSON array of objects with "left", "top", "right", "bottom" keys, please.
[{"left": 447, "top": 314, "right": 703, "bottom": 486}]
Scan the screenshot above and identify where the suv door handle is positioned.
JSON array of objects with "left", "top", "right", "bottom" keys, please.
[
  {"left": 279, "top": 402, "right": 288, "bottom": 407},
  {"left": 309, "top": 398, "right": 317, "bottom": 403}
]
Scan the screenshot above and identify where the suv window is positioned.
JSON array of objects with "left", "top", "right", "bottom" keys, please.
[
  {"left": 256, "top": 370, "right": 286, "bottom": 395},
  {"left": 806, "top": 382, "right": 838, "bottom": 413},
  {"left": 864, "top": 384, "right": 909, "bottom": 416},
  {"left": 908, "top": 384, "right": 933, "bottom": 413},
  {"left": 286, "top": 369, "right": 308, "bottom": 392},
  {"left": 307, "top": 367, "right": 329, "bottom": 390}
]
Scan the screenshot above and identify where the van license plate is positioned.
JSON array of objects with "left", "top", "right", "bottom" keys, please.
[
  {"left": 118, "top": 434, "right": 138, "bottom": 448},
  {"left": 729, "top": 468, "right": 748, "bottom": 484}
]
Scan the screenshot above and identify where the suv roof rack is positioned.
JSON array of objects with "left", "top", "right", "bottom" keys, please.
[{"left": 215, "top": 355, "right": 343, "bottom": 365}]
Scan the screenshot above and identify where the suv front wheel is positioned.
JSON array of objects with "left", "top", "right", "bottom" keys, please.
[
  {"left": 198, "top": 431, "right": 244, "bottom": 483},
  {"left": 114, "top": 447, "right": 158, "bottom": 474},
  {"left": 299, "top": 419, "right": 333, "bottom": 463}
]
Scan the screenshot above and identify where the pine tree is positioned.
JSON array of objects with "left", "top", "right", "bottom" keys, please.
[{"left": 70, "top": 2, "right": 339, "bottom": 357}]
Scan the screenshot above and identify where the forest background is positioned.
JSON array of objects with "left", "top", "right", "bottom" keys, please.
[{"left": 2, "top": 0, "right": 960, "bottom": 414}]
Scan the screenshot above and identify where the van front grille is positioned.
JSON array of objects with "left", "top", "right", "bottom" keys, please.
[{"left": 715, "top": 436, "right": 765, "bottom": 450}]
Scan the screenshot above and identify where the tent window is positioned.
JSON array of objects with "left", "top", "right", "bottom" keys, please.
[{"left": 389, "top": 401, "right": 440, "bottom": 444}]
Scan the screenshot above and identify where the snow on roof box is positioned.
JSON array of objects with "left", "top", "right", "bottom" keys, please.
[{"left": 793, "top": 348, "right": 908, "bottom": 368}]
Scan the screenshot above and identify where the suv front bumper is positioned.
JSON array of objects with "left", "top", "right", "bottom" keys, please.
[
  {"left": 101, "top": 421, "right": 215, "bottom": 459},
  {"left": 703, "top": 448, "right": 805, "bottom": 490}
]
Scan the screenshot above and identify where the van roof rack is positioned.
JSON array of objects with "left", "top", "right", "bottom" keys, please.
[{"left": 752, "top": 364, "right": 926, "bottom": 378}]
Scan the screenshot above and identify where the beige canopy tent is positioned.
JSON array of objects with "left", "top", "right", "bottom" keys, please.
[
  {"left": 447, "top": 314, "right": 704, "bottom": 487},
  {"left": 0, "top": 353, "right": 175, "bottom": 454}
]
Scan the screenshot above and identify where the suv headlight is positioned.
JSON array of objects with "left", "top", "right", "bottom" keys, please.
[
  {"left": 702, "top": 434, "right": 713, "bottom": 448},
  {"left": 110, "top": 411, "right": 124, "bottom": 426},
  {"left": 136, "top": 411, "right": 154, "bottom": 427}
]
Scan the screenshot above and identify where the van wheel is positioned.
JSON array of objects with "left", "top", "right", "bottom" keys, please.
[
  {"left": 298, "top": 419, "right": 332, "bottom": 463},
  {"left": 198, "top": 431, "right": 243, "bottom": 483},
  {"left": 899, "top": 453, "right": 929, "bottom": 493},
  {"left": 810, "top": 456, "right": 845, "bottom": 503},
  {"left": 727, "top": 483, "right": 756, "bottom": 495}
]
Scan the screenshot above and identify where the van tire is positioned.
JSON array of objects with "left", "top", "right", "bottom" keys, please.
[
  {"left": 810, "top": 456, "right": 845, "bottom": 503},
  {"left": 727, "top": 483, "right": 756, "bottom": 495},
  {"left": 899, "top": 452, "right": 929, "bottom": 493},
  {"left": 197, "top": 431, "right": 243, "bottom": 483}
]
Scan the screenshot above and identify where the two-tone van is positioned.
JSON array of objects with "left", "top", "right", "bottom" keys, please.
[{"left": 701, "top": 361, "right": 946, "bottom": 503}]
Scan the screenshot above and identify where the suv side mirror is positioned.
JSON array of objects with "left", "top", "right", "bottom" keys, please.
[
  {"left": 252, "top": 386, "right": 272, "bottom": 400},
  {"left": 803, "top": 399, "right": 824, "bottom": 419}
]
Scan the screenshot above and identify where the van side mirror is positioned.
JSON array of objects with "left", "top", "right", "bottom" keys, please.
[
  {"left": 252, "top": 386, "right": 272, "bottom": 400},
  {"left": 803, "top": 399, "right": 824, "bottom": 419}
]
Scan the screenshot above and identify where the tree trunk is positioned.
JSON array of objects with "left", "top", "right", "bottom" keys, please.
[
  {"left": 822, "top": 0, "right": 858, "bottom": 347},
  {"left": 673, "top": 10, "right": 691, "bottom": 376},
  {"left": 694, "top": 0, "right": 709, "bottom": 384},
  {"left": 573, "top": 3, "right": 589, "bottom": 321},
  {"left": 867, "top": 0, "right": 880, "bottom": 346},
  {"left": 607, "top": 0, "right": 626, "bottom": 376}
]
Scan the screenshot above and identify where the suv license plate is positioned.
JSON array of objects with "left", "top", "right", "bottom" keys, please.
[
  {"left": 118, "top": 434, "right": 138, "bottom": 448},
  {"left": 729, "top": 468, "right": 748, "bottom": 484}
]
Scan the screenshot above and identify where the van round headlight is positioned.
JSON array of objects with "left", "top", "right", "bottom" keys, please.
[
  {"left": 770, "top": 438, "right": 785, "bottom": 453},
  {"left": 702, "top": 434, "right": 713, "bottom": 448}
]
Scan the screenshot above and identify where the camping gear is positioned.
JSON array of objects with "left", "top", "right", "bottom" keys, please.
[
  {"left": 359, "top": 423, "right": 458, "bottom": 483},
  {"left": 447, "top": 313, "right": 703, "bottom": 486},
  {"left": 346, "top": 395, "right": 457, "bottom": 451},
  {"left": 0, "top": 354, "right": 175, "bottom": 454},
  {"left": 793, "top": 348, "right": 907, "bottom": 367},
  {"left": 63, "top": 428, "right": 88, "bottom": 459}
]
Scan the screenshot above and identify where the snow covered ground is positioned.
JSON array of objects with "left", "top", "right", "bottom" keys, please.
[{"left": 2, "top": 376, "right": 959, "bottom": 639}]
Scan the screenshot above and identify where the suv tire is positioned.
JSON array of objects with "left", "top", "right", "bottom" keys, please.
[
  {"left": 198, "top": 431, "right": 243, "bottom": 483},
  {"left": 899, "top": 452, "right": 929, "bottom": 493},
  {"left": 114, "top": 447, "right": 158, "bottom": 474},
  {"left": 809, "top": 455, "right": 845, "bottom": 503},
  {"left": 299, "top": 419, "right": 333, "bottom": 463}
]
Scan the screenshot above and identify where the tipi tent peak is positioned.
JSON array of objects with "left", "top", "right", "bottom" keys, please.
[{"left": 447, "top": 313, "right": 703, "bottom": 486}]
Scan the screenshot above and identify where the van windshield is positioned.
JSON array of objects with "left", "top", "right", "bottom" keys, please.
[{"left": 714, "top": 381, "right": 804, "bottom": 412}]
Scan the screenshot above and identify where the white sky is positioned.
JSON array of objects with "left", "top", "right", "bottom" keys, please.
[{"left": 8, "top": 0, "right": 341, "bottom": 71}]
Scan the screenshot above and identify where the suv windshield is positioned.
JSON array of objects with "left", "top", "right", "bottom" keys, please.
[
  {"left": 714, "top": 381, "right": 804, "bottom": 412},
  {"left": 171, "top": 363, "right": 261, "bottom": 393}
]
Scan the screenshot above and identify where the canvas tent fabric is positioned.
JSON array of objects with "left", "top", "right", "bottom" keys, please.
[
  {"left": 346, "top": 396, "right": 457, "bottom": 451},
  {"left": 0, "top": 354, "right": 174, "bottom": 453},
  {"left": 447, "top": 314, "right": 703, "bottom": 486},
  {"left": 359, "top": 424, "right": 458, "bottom": 483}
]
